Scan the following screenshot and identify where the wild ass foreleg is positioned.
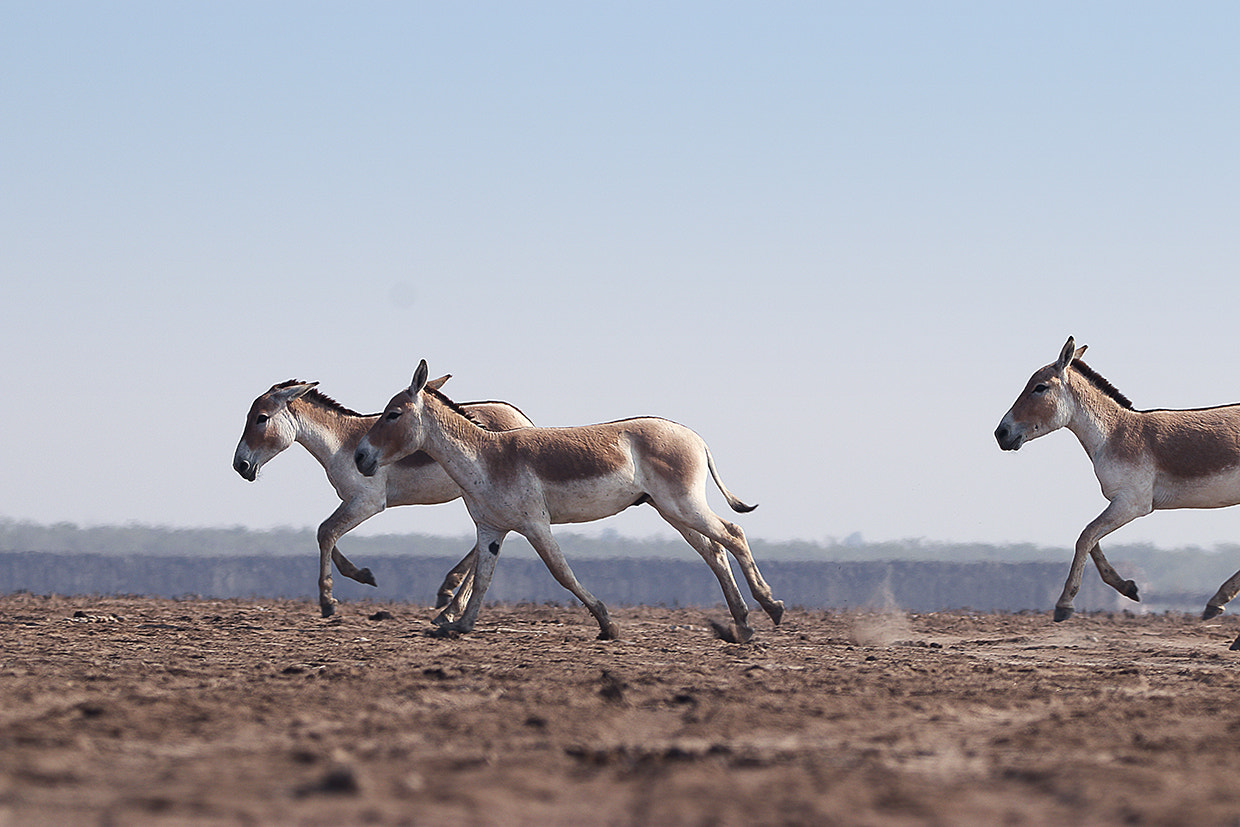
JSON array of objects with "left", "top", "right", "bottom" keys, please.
[
  {"left": 1202, "top": 568, "right": 1240, "bottom": 621},
  {"left": 317, "top": 498, "right": 384, "bottom": 618},
  {"left": 523, "top": 524, "right": 619, "bottom": 640},
  {"left": 433, "top": 548, "right": 477, "bottom": 626},
  {"left": 671, "top": 525, "right": 753, "bottom": 643},
  {"left": 331, "top": 548, "right": 377, "bottom": 587},
  {"left": 1055, "top": 499, "right": 1149, "bottom": 622},
  {"left": 1089, "top": 545, "right": 1140, "bottom": 602},
  {"left": 432, "top": 530, "right": 504, "bottom": 636},
  {"left": 435, "top": 547, "right": 477, "bottom": 610}
]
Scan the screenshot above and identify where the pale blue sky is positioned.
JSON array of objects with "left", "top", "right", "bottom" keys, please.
[{"left": 3, "top": 3, "right": 1239, "bottom": 552}]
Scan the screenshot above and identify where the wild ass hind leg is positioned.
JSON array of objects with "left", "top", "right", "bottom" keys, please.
[
  {"left": 668, "top": 523, "right": 753, "bottom": 643},
  {"left": 317, "top": 499, "right": 383, "bottom": 618},
  {"left": 1089, "top": 544, "right": 1140, "bottom": 602},
  {"left": 1055, "top": 499, "right": 1149, "bottom": 622},
  {"left": 522, "top": 524, "right": 619, "bottom": 641},
  {"left": 1202, "top": 568, "right": 1240, "bottom": 622},
  {"left": 659, "top": 496, "right": 784, "bottom": 627},
  {"left": 435, "top": 547, "right": 477, "bottom": 610}
]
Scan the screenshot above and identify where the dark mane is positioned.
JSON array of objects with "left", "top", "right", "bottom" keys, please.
[
  {"left": 274, "top": 380, "right": 372, "bottom": 418},
  {"left": 425, "top": 385, "right": 489, "bottom": 428},
  {"left": 1070, "top": 360, "right": 1134, "bottom": 410}
]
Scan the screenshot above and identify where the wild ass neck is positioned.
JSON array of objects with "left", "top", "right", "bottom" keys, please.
[
  {"left": 290, "top": 399, "right": 370, "bottom": 471},
  {"left": 412, "top": 389, "right": 495, "bottom": 492},
  {"left": 1065, "top": 365, "right": 1132, "bottom": 461}
]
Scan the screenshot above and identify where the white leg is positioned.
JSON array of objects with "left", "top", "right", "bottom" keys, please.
[
  {"left": 656, "top": 494, "right": 784, "bottom": 626},
  {"left": 1089, "top": 545, "right": 1140, "bottom": 602},
  {"left": 666, "top": 521, "right": 754, "bottom": 643},
  {"left": 1204, "top": 568, "right": 1240, "bottom": 620},
  {"left": 435, "top": 547, "right": 477, "bottom": 610},
  {"left": 433, "top": 548, "right": 477, "bottom": 625},
  {"left": 330, "top": 547, "right": 377, "bottom": 587},
  {"left": 522, "top": 523, "right": 619, "bottom": 640},
  {"left": 437, "top": 529, "right": 505, "bottom": 635},
  {"left": 316, "top": 498, "right": 383, "bottom": 618},
  {"left": 1055, "top": 498, "right": 1149, "bottom": 621}
]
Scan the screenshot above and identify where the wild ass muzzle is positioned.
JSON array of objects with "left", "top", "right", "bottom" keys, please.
[
  {"left": 354, "top": 360, "right": 784, "bottom": 643},
  {"left": 233, "top": 377, "right": 532, "bottom": 618},
  {"left": 996, "top": 337, "right": 1240, "bottom": 649}
]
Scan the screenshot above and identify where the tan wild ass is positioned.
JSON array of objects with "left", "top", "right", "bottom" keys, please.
[
  {"left": 233, "top": 378, "right": 532, "bottom": 617},
  {"left": 996, "top": 337, "right": 1240, "bottom": 648},
  {"left": 353, "top": 360, "right": 784, "bottom": 643}
]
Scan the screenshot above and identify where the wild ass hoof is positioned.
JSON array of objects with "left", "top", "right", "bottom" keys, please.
[
  {"left": 1052, "top": 606, "right": 1074, "bottom": 623},
  {"left": 1121, "top": 580, "right": 1139, "bottom": 601},
  {"left": 708, "top": 619, "right": 754, "bottom": 644},
  {"left": 434, "top": 593, "right": 452, "bottom": 611},
  {"left": 356, "top": 567, "right": 377, "bottom": 587},
  {"left": 596, "top": 622, "right": 621, "bottom": 641},
  {"left": 428, "top": 620, "right": 472, "bottom": 639},
  {"left": 431, "top": 609, "right": 458, "bottom": 627},
  {"left": 767, "top": 600, "right": 786, "bottom": 627},
  {"left": 1230, "top": 633, "right": 1240, "bottom": 652},
  {"left": 320, "top": 601, "right": 337, "bottom": 619},
  {"left": 1203, "top": 605, "right": 1225, "bottom": 621}
]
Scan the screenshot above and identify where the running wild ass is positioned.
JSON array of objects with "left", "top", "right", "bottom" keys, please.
[
  {"left": 996, "top": 337, "right": 1240, "bottom": 648},
  {"left": 354, "top": 360, "right": 784, "bottom": 642},
  {"left": 233, "top": 377, "right": 532, "bottom": 617}
]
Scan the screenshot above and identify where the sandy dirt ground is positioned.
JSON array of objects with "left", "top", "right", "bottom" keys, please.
[{"left": 2, "top": 593, "right": 1240, "bottom": 826}]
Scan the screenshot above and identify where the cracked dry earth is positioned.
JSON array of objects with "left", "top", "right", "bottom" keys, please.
[{"left": 2, "top": 593, "right": 1240, "bottom": 826}]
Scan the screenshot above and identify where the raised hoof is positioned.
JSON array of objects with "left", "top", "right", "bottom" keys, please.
[
  {"left": 357, "top": 568, "right": 377, "bottom": 588},
  {"left": 320, "top": 601, "right": 337, "bottom": 619},
  {"left": 767, "top": 600, "right": 786, "bottom": 627},
  {"left": 1203, "top": 605, "right": 1225, "bottom": 621},
  {"left": 1122, "top": 580, "right": 1140, "bottom": 602},
  {"left": 1230, "top": 634, "right": 1240, "bottom": 652},
  {"left": 1052, "top": 606, "right": 1074, "bottom": 623}
]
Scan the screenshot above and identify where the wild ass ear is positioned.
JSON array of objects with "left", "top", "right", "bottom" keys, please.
[
  {"left": 426, "top": 374, "right": 451, "bottom": 392},
  {"left": 273, "top": 382, "right": 318, "bottom": 403},
  {"left": 1055, "top": 337, "right": 1077, "bottom": 374},
  {"left": 410, "top": 360, "right": 430, "bottom": 395}
]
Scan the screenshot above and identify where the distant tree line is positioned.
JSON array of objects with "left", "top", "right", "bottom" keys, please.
[{"left": 0, "top": 519, "right": 1234, "bottom": 613}]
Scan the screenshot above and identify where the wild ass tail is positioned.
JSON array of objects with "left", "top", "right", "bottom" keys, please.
[{"left": 705, "top": 447, "right": 757, "bottom": 513}]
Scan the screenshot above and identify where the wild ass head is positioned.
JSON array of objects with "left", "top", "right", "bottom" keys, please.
[
  {"left": 994, "top": 337, "right": 1087, "bottom": 451},
  {"left": 355, "top": 360, "right": 432, "bottom": 478},
  {"left": 233, "top": 381, "right": 319, "bottom": 481}
]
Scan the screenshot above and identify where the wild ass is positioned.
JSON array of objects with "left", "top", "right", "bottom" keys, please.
[
  {"left": 233, "top": 378, "right": 532, "bottom": 617},
  {"left": 996, "top": 337, "right": 1240, "bottom": 648},
  {"left": 354, "top": 360, "right": 784, "bottom": 643}
]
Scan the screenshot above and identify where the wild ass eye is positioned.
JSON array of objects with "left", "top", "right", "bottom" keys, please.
[
  {"left": 385, "top": 410, "right": 402, "bottom": 421},
  {"left": 255, "top": 414, "right": 269, "bottom": 425},
  {"left": 1032, "top": 384, "right": 1048, "bottom": 395}
]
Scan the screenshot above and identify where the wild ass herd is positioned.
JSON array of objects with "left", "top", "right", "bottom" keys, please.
[{"left": 236, "top": 338, "right": 1240, "bottom": 649}]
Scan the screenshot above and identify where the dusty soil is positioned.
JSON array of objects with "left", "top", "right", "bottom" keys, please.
[{"left": 2, "top": 594, "right": 1240, "bottom": 826}]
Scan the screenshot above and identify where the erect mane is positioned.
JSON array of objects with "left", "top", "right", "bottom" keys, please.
[
  {"left": 1070, "top": 360, "right": 1134, "bottom": 410},
  {"left": 425, "top": 385, "right": 489, "bottom": 428},
  {"left": 274, "top": 380, "right": 371, "bottom": 418}
]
